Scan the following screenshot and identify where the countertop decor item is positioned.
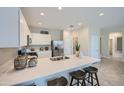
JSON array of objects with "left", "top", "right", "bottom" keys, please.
[
  {"left": 28, "top": 57, "right": 38, "bottom": 67},
  {"left": 45, "top": 47, "right": 49, "bottom": 51},
  {"left": 14, "top": 55, "right": 27, "bottom": 70},
  {"left": 50, "top": 56, "right": 70, "bottom": 61},
  {"left": 40, "top": 47, "right": 44, "bottom": 51},
  {"left": 75, "top": 42, "right": 80, "bottom": 57},
  {"left": 79, "top": 51, "right": 83, "bottom": 58},
  {"left": 31, "top": 48, "right": 35, "bottom": 51},
  {"left": 27, "top": 52, "right": 38, "bottom": 58}
]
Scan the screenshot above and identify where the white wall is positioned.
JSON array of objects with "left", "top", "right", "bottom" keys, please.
[
  {"left": 63, "top": 27, "right": 89, "bottom": 56},
  {"left": 63, "top": 30, "right": 73, "bottom": 55},
  {"left": 72, "top": 26, "right": 100, "bottom": 58},
  {"left": 76, "top": 27, "right": 89, "bottom": 56},
  {"left": 88, "top": 27, "right": 100, "bottom": 58},
  {"left": 101, "top": 31, "right": 109, "bottom": 57},
  {"left": 101, "top": 27, "right": 124, "bottom": 58},
  {"left": 64, "top": 26, "right": 100, "bottom": 58},
  {"left": 0, "top": 8, "right": 19, "bottom": 47}
]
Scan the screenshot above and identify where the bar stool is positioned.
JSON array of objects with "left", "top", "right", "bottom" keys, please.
[
  {"left": 83, "top": 66, "right": 99, "bottom": 86},
  {"left": 47, "top": 76, "right": 68, "bottom": 86},
  {"left": 69, "top": 70, "right": 86, "bottom": 86}
]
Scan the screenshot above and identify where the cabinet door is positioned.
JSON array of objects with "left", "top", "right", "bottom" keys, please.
[
  {"left": 0, "top": 8, "right": 19, "bottom": 47},
  {"left": 20, "top": 10, "right": 31, "bottom": 46},
  {"left": 31, "top": 34, "right": 39, "bottom": 45},
  {"left": 37, "top": 51, "right": 52, "bottom": 58},
  {"left": 40, "top": 34, "right": 51, "bottom": 45},
  {"left": 31, "top": 33, "right": 51, "bottom": 45}
]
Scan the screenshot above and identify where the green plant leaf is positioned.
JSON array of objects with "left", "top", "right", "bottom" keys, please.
[{"left": 75, "top": 42, "right": 80, "bottom": 51}]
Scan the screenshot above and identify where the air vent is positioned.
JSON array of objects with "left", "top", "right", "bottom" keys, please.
[{"left": 40, "top": 30, "right": 49, "bottom": 34}]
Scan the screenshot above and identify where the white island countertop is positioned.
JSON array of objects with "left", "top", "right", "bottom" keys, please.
[{"left": 0, "top": 55, "right": 100, "bottom": 86}]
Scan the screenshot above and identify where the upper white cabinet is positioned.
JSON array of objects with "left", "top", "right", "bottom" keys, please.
[
  {"left": 0, "top": 8, "right": 31, "bottom": 48},
  {"left": 0, "top": 8, "right": 19, "bottom": 47},
  {"left": 31, "top": 33, "right": 51, "bottom": 45},
  {"left": 20, "top": 10, "right": 31, "bottom": 46}
]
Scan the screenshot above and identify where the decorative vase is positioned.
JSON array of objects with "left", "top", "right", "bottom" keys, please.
[
  {"left": 76, "top": 51, "right": 80, "bottom": 57},
  {"left": 28, "top": 57, "right": 38, "bottom": 67},
  {"left": 14, "top": 55, "right": 27, "bottom": 70}
]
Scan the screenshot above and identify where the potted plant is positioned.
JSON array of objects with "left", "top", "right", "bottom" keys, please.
[{"left": 75, "top": 42, "right": 80, "bottom": 57}]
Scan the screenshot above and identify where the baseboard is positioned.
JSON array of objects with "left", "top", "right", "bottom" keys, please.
[{"left": 101, "top": 56, "right": 110, "bottom": 59}]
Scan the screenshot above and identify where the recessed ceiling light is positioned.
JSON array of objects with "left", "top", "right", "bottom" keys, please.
[
  {"left": 40, "top": 12, "right": 44, "bottom": 16},
  {"left": 58, "top": 7, "right": 62, "bottom": 10},
  {"left": 38, "top": 22, "right": 42, "bottom": 25},
  {"left": 99, "top": 13, "right": 104, "bottom": 16}
]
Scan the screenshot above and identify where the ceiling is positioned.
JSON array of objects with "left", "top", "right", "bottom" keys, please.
[{"left": 21, "top": 7, "right": 124, "bottom": 30}]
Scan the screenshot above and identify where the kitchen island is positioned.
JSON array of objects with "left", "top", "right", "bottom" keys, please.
[{"left": 0, "top": 55, "right": 100, "bottom": 86}]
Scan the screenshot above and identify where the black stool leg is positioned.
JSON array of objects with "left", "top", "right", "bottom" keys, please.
[
  {"left": 81, "top": 79, "right": 86, "bottom": 86},
  {"left": 91, "top": 73, "right": 93, "bottom": 86},
  {"left": 77, "top": 79, "right": 79, "bottom": 86},
  {"left": 70, "top": 77, "right": 74, "bottom": 86},
  {"left": 95, "top": 73, "right": 100, "bottom": 86},
  {"left": 88, "top": 72, "right": 90, "bottom": 83},
  {"left": 83, "top": 79, "right": 86, "bottom": 86}
]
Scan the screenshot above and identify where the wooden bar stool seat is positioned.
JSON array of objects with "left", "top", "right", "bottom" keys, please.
[
  {"left": 47, "top": 76, "right": 68, "bottom": 86},
  {"left": 69, "top": 70, "right": 86, "bottom": 86},
  {"left": 84, "top": 66, "right": 98, "bottom": 73}
]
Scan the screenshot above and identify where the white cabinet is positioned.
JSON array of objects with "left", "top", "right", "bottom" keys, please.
[
  {"left": 0, "top": 8, "right": 31, "bottom": 48},
  {"left": 31, "top": 34, "right": 39, "bottom": 45},
  {"left": 31, "top": 33, "right": 51, "bottom": 45},
  {"left": 20, "top": 10, "right": 31, "bottom": 46},
  {"left": 41, "top": 34, "right": 51, "bottom": 45},
  {"left": 37, "top": 51, "right": 52, "bottom": 58},
  {"left": 0, "top": 8, "right": 19, "bottom": 47}
]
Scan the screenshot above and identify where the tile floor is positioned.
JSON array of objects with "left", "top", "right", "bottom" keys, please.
[{"left": 94, "top": 57, "right": 124, "bottom": 86}]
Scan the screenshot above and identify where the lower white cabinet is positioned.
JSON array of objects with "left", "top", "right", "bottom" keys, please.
[{"left": 37, "top": 51, "right": 52, "bottom": 58}]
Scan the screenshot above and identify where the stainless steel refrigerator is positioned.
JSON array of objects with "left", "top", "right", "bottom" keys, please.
[{"left": 51, "top": 40, "right": 64, "bottom": 57}]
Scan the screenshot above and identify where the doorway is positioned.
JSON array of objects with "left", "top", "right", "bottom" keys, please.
[
  {"left": 109, "top": 32, "right": 123, "bottom": 57},
  {"left": 109, "top": 39, "right": 113, "bottom": 56}
]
